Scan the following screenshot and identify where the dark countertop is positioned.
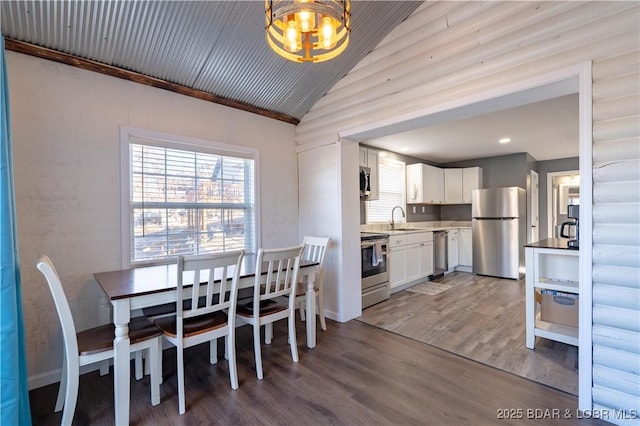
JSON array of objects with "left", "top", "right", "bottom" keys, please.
[{"left": 525, "top": 238, "right": 576, "bottom": 250}]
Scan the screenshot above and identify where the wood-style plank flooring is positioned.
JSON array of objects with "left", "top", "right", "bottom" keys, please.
[
  {"left": 358, "top": 272, "right": 579, "bottom": 395},
  {"left": 29, "top": 316, "right": 600, "bottom": 425}
]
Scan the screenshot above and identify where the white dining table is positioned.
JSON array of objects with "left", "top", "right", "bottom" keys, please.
[{"left": 93, "top": 256, "right": 318, "bottom": 426}]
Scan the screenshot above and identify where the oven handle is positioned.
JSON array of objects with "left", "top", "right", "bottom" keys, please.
[{"left": 361, "top": 241, "right": 388, "bottom": 250}]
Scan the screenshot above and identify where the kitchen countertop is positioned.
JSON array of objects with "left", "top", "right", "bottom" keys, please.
[
  {"left": 361, "top": 221, "right": 471, "bottom": 235},
  {"left": 525, "top": 238, "right": 576, "bottom": 250},
  {"left": 371, "top": 225, "right": 471, "bottom": 235}
]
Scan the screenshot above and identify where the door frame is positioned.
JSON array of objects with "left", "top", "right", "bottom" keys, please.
[
  {"left": 529, "top": 170, "right": 539, "bottom": 243},
  {"left": 341, "top": 61, "right": 593, "bottom": 411},
  {"left": 547, "top": 170, "right": 580, "bottom": 238}
]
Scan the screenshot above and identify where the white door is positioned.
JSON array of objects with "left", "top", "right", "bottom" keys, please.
[{"left": 529, "top": 170, "right": 539, "bottom": 243}]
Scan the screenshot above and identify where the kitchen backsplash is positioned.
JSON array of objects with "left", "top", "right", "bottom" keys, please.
[
  {"left": 405, "top": 204, "right": 440, "bottom": 222},
  {"left": 361, "top": 201, "right": 472, "bottom": 225},
  {"left": 406, "top": 203, "right": 472, "bottom": 222}
]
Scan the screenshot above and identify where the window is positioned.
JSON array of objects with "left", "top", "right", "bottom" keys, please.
[
  {"left": 366, "top": 156, "right": 406, "bottom": 223},
  {"left": 121, "top": 129, "right": 257, "bottom": 266}
]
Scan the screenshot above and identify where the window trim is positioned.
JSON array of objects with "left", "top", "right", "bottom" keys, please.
[
  {"left": 119, "top": 126, "right": 261, "bottom": 269},
  {"left": 366, "top": 156, "right": 406, "bottom": 224}
]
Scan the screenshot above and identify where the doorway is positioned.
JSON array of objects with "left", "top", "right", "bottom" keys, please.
[
  {"left": 547, "top": 170, "right": 580, "bottom": 238},
  {"left": 343, "top": 62, "right": 593, "bottom": 410}
]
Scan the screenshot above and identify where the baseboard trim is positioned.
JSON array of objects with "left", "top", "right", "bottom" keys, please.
[{"left": 28, "top": 361, "right": 110, "bottom": 391}]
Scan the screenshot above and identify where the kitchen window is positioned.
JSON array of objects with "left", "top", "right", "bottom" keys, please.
[
  {"left": 121, "top": 128, "right": 257, "bottom": 266},
  {"left": 366, "top": 156, "right": 406, "bottom": 223}
]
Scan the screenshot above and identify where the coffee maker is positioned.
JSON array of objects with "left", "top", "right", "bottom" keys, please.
[{"left": 560, "top": 204, "right": 579, "bottom": 249}]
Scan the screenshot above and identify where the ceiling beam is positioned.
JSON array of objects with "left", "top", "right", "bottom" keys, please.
[{"left": 4, "top": 38, "right": 300, "bottom": 125}]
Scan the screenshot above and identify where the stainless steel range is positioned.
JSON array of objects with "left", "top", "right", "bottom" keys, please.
[{"left": 360, "top": 232, "right": 390, "bottom": 308}]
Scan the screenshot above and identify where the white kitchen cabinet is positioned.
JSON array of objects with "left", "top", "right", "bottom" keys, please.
[
  {"left": 409, "top": 164, "right": 480, "bottom": 205},
  {"left": 358, "top": 147, "right": 368, "bottom": 167},
  {"left": 406, "top": 164, "right": 422, "bottom": 203},
  {"left": 389, "top": 232, "right": 433, "bottom": 290},
  {"left": 359, "top": 146, "right": 380, "bottom": 200},
  {"left": 418, "top": 239, "right": 434, "bottom": 277},
  {"left": 388, "top": 234, "right": 408, "bottom": 289},
  {"left": 447, "top": 229, "right": 459, "bottom": 272},
  {"left": 389, "top": 245, "right": 407, "bottom": 289},
  {"left": 444, "top": 169, "right": 463, "bottom": 204},
  {"left": 405, "top": 244, "right": 422, "bottom": 283},
  {"left": 406, "top": 163, "right": 444, "bottom": 204},
  {"left": 458, "top": 228, "right": 473, "bottom": 267},
  {"left": 462, "top": 167, "right": 483, "bottom": 203}
]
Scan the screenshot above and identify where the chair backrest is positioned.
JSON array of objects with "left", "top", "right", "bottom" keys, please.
[
  {"left": 36, "top": 256, "right": 79, "bottom": 362},
  {"left": 301, "top": 236, "right": 330, "bottom": 284},
  {"left": 176, "top": 250, "right": 244, "bottom": 330},
  {"left": 253, "top": 245, "right": 305, "bottom": 306}
]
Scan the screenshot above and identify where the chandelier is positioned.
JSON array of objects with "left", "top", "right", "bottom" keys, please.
[{"left": 265, "top": 0, "right": 351, "bottom": 63}]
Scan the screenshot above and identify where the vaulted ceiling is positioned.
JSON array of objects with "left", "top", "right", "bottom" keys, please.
[{"left": 1, "top": 1, "right": 423, "bottom": 124}]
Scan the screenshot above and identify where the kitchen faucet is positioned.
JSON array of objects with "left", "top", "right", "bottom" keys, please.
[{"left": 390, "top": 205, "right": 406, "bottom": 229}]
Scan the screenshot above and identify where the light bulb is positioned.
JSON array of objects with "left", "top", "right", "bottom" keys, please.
[
  {"left": 285, "top": 19, "right": 301, "bottom": 52},
  {"left": 319, "top": 16, "right": 337, "bottom": 49},
  {"left": 295, "top": 10, "right": 315, "bottom": 33},
  {"left": 294, "top": 0, "right": 315, "bottom": 33}
]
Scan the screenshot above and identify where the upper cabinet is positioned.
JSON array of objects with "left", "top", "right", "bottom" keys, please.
[
  {"left": 444, "top": 168, "right": 463, "bottom": 204},
  {"left": 462, "top": 167, "right": 483, "bottom": 204},
  {"left": 408, "top": 164, "right": 482, "bottom": 205},
  {"left": 359, "top": 146, "right": 380, "bottom": 200},
  {"left": 406, "top": 163, "right": 444, "bottom": 204}
]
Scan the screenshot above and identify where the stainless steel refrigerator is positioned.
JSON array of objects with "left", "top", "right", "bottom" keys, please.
[{"left": 472, "top": 187, "right": 526, "bottom": 279}]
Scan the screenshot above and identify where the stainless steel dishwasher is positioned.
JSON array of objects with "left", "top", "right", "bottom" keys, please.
[{"left": 431, "top": 231, "right": 448, "bottom": 279}]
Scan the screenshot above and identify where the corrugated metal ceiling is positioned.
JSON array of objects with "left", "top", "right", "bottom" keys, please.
[{"left": 1, "top": 1, "right": 423, "bottom": 123}]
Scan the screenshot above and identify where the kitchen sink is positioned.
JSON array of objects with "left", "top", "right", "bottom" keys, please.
[{"left": 387, "top": 227, "right": 423, "bottom": 231}]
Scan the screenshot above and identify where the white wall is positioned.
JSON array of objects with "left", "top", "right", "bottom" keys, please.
[
  {"left": 296, "top": 0, "right": 639, "bottom": 418},
  {"left": 7, "top": 52, "right": 299, "bottom": 388},
  {"left": 297, "top": 140, "right": 361, "bottom": 322}
]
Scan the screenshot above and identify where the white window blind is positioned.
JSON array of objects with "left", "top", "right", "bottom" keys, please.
[
  {"left": 366, "top": 157, "right": 406, "bottom": 223},
  {"left": 126, "top": 135, "right": 256, "bottom": 265}
]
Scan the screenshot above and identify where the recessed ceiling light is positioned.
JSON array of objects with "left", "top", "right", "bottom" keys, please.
[
  {"left": 499, "top": 138, "right": 512, "bottom": 144},
  {"left": 400, "top": 147, "right": 409, "bottom": 152}
]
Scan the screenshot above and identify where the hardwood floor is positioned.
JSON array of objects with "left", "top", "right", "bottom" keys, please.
[
  {"left": 29, "top": 317, "right": 601, "bottom": 425},
  {"left": 358, "top": 272, "right": 579, "bottom": 395}
]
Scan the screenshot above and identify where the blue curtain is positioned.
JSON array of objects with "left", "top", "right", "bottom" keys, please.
[{"left": 0, "top": 34, "right": 32, "bottom": 425}]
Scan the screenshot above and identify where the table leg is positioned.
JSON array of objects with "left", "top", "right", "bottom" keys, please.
[
  {"left": 113, "top": 300, "right": 131, "bottom": 425},
  {"left": 305, "top": 270, "right": 316, "bottom": 349}
]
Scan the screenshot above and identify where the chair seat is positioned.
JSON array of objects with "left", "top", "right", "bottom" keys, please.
[
  {"left": 237, "top": 299, "right": 288, "bottom": 317},
  {"left": 77, "top": 316, "right": 161, "bottom": 356},
  {"left": 154, "top": 311, "right": 228, "bottom": 338}
]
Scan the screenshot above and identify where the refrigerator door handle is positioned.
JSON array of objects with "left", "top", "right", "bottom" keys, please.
[{"left": 473, "top": 217, "right": 517, "bottom": 220}]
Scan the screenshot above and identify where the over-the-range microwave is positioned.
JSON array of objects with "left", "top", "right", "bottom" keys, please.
[{"left": 360, "top": 166, "right": 371, "bottom": 199}]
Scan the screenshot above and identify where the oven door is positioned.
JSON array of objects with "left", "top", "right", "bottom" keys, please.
[{"left": 361, "top": 241, "right": 389, "bottom": 289}]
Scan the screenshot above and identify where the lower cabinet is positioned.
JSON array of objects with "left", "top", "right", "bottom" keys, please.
[
  {"left": 389, "top": 232, "right": 433, "bottom": 290},
  {"left": 418, "top": 240, "right": 434, "bottom": 278},
  {"left": 458, "top": 228, "right": 473, "bottom": 268},
  {"left": 389, "top": 244, "right": 407, "bottom": 288},
  {"left": 447, "top": 229, "right": 459, "bottom": 272}
]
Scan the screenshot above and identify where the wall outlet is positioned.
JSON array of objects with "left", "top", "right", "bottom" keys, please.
[
  {"left": 412, "top": 206, "right": 416, "bottom": 214},
  {"left": 422, "top": 206, "right": 425, "bottom": 213}
]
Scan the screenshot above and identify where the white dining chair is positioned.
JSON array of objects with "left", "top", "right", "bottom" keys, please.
[
  {"left": 153, "top": 250, "right": 244, "bottom": 415},
  {"left": 236, "top": 244, "right": 305, "bottom": 380},
  {"left": 36, "top": 255, "right": 161, "bottom": 426},
  {"left": 294, "top": 236, "right": 330, "bottom": 330}
]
